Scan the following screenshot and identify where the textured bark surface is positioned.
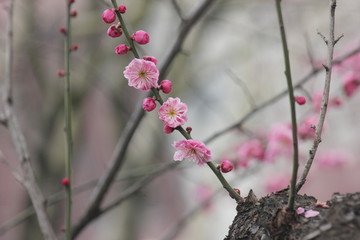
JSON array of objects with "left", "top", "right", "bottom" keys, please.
[{"left": 225, "top": 190, "right": 360, "bottom": 240}]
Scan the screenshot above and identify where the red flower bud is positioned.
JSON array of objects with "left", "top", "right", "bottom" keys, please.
[{"left": 220, "top": 160, "right": 233, "bottom": 173}]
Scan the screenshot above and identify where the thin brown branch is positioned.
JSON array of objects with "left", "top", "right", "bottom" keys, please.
[
  {"left": 0, "top": 162, "right": 177, "bottom": 236},
  {"left": 161, "top": 165, "right": 259, "bottom": 240},
  {"left": 296, "top": 0, "right": 338, "bottom": 192},
  {"left": 1, "top": 1, "right": 58, "bottom": 239},
  {"left": 204, "top": 44, "right": 360, "bottom": 145},
  {"left": 226, "top": 69, "right": 257, "bottom": 109},
  {"left": 72, "top": 162, "right": 180, "bottom": 238},
  {"left": 72, "top": 0, "right": 218, "bottom": 237},
  {"left": 0, "top": 151, "right": 23, "bottom": 183},
  {"left": 172, "top": 0, "right": 185, "bottom": 20}
]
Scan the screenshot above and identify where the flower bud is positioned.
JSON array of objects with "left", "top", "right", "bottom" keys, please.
[
  {"left": 132, "top": 30, "right": 150, "bottom": 45},
  {"left": 59, "top": 27, "right": 67, "bottom": 34},
  {"left": 107, "top": 24, "right": 122, "bottom": 38},
  {"left": 70, "top": 44, "right": 79, "bottom": 51},
  {"left": 186, "top": 127, "right": 192, "bottom": 134},
  {"left": 61, "top": 177, "right": 70, "bottom": 186},
  {"left": 142, "top": 56, "right": 158, "bottom": 66},
  {"left": 294, "top": 96, "right": 306, "bottom": 105},
  {"left": 160, "top": 80, "right": 172, "bottom": 94},
  {"left": 70, "top": 10, "right": 77, "bottom": 17},
  {"left": 118, "top": 5, "right": 127, "bottom": 14},
  {"left": 102, "top": 9, "right": 116, "bottom": 24},
  {"left": 142, "top": 97, "right": 157, "bottom": 112},
  {"left": 58, "top": 70, "right": 65, "bottom": 77},
  {"left": 229, "top": 188, "right": 241, "bottom": 199},
  {"left": 115, "top": 44, "right": 130, "bottom": 55},
  {"left": 220, "top": 159, "right": 233, "bottom": 173},
  {"left": 163, "top": 124, "right": 175, "bottom": 134}
]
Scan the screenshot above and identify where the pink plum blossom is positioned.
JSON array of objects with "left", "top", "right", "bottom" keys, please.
[
  {"left": 237, "top": 139, "right": 265, "bottom": 162},
  {"left": 335, "top": 50, "right": 360, "bottom": 76},
  {"left": 115, "top": 44, "right": 130, "bottom": 55},
  {"left": 264, "top": 123, "right": 293, "bottom": 162},
  {"left": 132, "top": 30, "right": 150, "bottom": 45},
  {"left": 237, "top": 158, "right": 250, "bottom": 168},
  {"left": 342, "top": 73, "right": 360, "bottom": 97},
  {"left": 160, "top": 80, "right": 172, "bottom": 94},
  {"left": 312, "top": 91, "right": 342, "bottom": 111},
  {"left": 158, "top": 97, "right": 188, "bottom": 128},
  {"left": 107, "top": 24, "right": 123, "bottom": 38},
  {"left": 142, "top": 97, "right": 157, "bottom": 112},
  {"left": 102, "top": 9, "right": 116, "bottom": 24},
  {"left": 316, "top": 150, "right": 350, "bottom": 169},
  {"left": 220, "top": 159, "right": 233, "bottom": 173},
  {"left": 312, "top": 91, "right": 323, "bottom": 111},
  {"left": 123, "top": 58, "right": 159, "bottom": 91},
  {"left": 173, "top": 139, "right": 211, "bottom": 166}
]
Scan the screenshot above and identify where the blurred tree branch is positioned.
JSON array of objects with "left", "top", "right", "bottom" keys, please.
[
  {"left": 204, "top": 44, "right": 360, "bottom": 145},
  {"left": 72, "top": 0, "right": 218, "bottom": 238},
  {"left": 296, "top": 0, "right": 343, "bottom": 192},
  {"left": 0, "top": 1, "right": 58, "bottom": 239}
]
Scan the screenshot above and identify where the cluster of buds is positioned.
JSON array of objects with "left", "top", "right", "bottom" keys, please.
[
  {"left": 102, "top": 6, "right": 150, "bottom": 56},
  {"left": 57, "top": 0, "right": 78, "bottom": 76}
]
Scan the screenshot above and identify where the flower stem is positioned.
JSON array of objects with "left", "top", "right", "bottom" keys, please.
[
  {"left": 275, "top": 0, "right": 299, "bottom": 210},
  {"left": 64, "top": 1, "right": 73, "bottom": 239},
  {"left": 110, "top": 0, "right": 240, "bottom": 202},
  {"left": 111, "top": 0, "right": 140, "bottom": 59},
  {"left": 207, "top": 162, "right": 242, "bottom": 201}
]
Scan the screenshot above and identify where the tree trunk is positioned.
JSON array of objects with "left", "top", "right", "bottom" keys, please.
[{"left": 225, "top": 190, "right": 360, "bottom": 240}]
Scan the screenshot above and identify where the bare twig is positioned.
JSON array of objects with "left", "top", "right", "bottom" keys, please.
[
  {"left": 161, "top": 165, "right": 259, "bottom": 240},
  {"left": 304, "top": 33, "right": 317, "bottom": 70},
  {"left": 0, "top": 162, "right": 181, "bottom": 236},
  {"left": 296, "top": 0, "right": 339, "bottom": 192},
  {"left": 72, "top": 162, "right": 180, "bottom": 238},
  {"left": 275, "top": 0, "right": 299, "bottom": 210},
  {"left": 226, "top": 69, "right": 257, "bottom": 109},
  {"left": 73, "top": 0, "right": 218, "bottom": 237},
  {"left": 63, "top": 1, "right": 75, "bottom": 238},
  {"left": 172, "top": 0, "right": 185, "bottom": 20},
  {"left": 1, "top": 1, "right": 58, "bottom": 239},
  {"left": 204, "top": 44, "right": 360, "bottom": 145},
  {"left": 0, "top": 151, "right": 23, "bottom": 183}
]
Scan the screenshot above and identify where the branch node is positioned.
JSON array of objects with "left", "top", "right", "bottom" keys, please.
[
  {"left": 335, "top": 34, "right": 344, "bottom": 45},
  {"left": 322, "top": 64, "right": 329, "bottom": 71},
  {"left": 317, "top": 31, "right": 328, "bottom": 45}
]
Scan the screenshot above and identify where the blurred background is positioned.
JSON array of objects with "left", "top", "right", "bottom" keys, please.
[{"left": 1, "top": 0, "right": 360, "bottom": 239}]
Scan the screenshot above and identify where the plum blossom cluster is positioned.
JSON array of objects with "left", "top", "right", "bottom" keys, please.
[
  {"left": 216, "top": 49, "right": 360, "bottom": 192},
  {"left": 103, "top": 6, "right": 212, "bottom": 167},
  {"left": 122, "top": 57, "right": 212, "bottom": 165},
  {"left": 102, "top": 5, "right": 150, "bottom": 55}
]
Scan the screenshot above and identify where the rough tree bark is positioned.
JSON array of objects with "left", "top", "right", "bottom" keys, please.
[{"left": 225, "top": 190, "right": 360, "bottom": 240}]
